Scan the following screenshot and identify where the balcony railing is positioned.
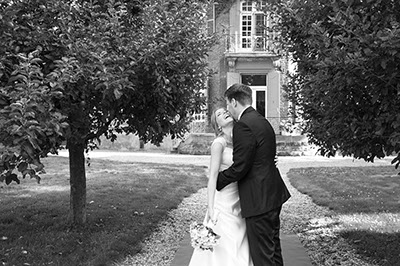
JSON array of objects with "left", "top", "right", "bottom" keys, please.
[{"left": 225, "top": 32, "right": 281, "bottom": 55}]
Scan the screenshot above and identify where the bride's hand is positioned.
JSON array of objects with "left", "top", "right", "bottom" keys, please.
[{"left": 206, "top": 207, "right": 217, "bottom": 225}]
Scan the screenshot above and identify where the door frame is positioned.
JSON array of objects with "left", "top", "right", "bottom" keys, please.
[{"left": 240, "top": 73, "right": 268, "bottom": 118}]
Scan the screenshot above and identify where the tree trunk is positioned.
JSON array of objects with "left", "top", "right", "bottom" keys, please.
[{"left": 68, "top": 140, "right": 87, "bottom": 225}]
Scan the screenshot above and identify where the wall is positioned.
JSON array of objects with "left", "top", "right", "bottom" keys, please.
[{"left": 98, "top": 134, "right": 173, "bottom": 152}]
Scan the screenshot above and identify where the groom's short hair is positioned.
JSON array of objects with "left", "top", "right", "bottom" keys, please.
[{"left": 224, "top": 83, "right": 253, "bottom": 105}]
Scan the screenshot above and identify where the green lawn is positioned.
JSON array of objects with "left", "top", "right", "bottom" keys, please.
[
  {"left": 288, "top": 166, "right": 400, "bottom": 266},
  {"left": 0, "top": 156, "right": 208, "bottom": 266}
]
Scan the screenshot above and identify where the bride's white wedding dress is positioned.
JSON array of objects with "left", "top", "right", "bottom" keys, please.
[{"left": 188, "top": 137, "right": 253, "bottom": 266}]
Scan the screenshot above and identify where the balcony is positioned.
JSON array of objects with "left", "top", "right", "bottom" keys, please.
[{"left": 225, "top": 32, "right": 281, "bottom": 58}]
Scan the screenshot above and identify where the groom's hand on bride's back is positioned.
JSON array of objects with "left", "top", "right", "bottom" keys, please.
[{"left": 274, "top": 155, "right": 278, "bottom": 167}]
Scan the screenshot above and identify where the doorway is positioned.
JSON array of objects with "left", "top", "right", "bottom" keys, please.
[{"left": 241, "top": 74, "right": 267, "bottom": 117}]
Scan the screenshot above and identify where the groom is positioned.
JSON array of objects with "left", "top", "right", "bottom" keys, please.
[{"left": 216, "top": 83, "right": 291, "bottom": 266}]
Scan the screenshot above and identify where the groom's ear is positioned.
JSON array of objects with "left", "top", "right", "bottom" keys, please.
[{"left": 231, "top": 98, "right": 237, "bottom": 107}]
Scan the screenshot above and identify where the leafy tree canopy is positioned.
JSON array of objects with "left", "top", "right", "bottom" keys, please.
[
  {"left": 267, "top": 0, "right": 400, "bottom": 168},
  {"left": 0, "top": 0, "right": 216, "bottom": 185}
]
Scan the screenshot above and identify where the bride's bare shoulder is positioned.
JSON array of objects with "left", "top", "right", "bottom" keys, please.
[{"left": 212, "top": 136, "right": 226, "bottom": 146}]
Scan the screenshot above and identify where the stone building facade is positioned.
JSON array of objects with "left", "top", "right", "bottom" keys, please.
[{"left": 191, "top": 0, "right": 290, "bottom": 135}]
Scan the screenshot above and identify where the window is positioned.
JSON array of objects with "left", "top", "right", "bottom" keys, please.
[
  {"left": 254, "top": 14, "right": 266, "bottom": 51},
  {"left": 242, "top": 74, "right": 266, "bottom": 86},
  {"left": 242, "top": 74, "right": 267, "bottom": 117},
  {"left": 256, "top": 91, "right": 266, "bottom": 117},
  {"left": 242, "top": 1, "right": 253, "bottom": 12},
  {"left": 241, "top": 15, "right": 252, "bottom": 49},
  {"left": 192, "top": 88, "right": 207, "bottom": 122},
  {"left": 240, "top": 0, "right": 277, "bottom": 52},
  {"left": 193, "top": 112, "right": 206, "bottom": 121}
]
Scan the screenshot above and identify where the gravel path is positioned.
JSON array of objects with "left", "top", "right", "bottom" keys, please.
[{"left": 78, "top": 151, "right": 393, "bottom": 266}]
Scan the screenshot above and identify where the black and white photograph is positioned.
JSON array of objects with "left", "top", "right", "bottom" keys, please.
[{"left": 1, "top": 0, "right": 399, "bottom": 265}]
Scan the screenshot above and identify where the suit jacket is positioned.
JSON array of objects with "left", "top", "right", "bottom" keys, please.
[{"left": 217, "top": 107, "right": 291, "bottom": 218}]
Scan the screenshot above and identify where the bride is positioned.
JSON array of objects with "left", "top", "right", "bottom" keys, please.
[{"left": 188, "top": 107, "right": 253, "bottom": 266}]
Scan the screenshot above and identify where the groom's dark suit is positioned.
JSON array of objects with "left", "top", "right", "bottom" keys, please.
[{"left": 217, "top": 106, "right": 291, "bottom": 266}]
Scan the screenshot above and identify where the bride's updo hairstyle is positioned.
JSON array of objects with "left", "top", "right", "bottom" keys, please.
[{"left": 210, "top": 107, "right": 225, "bottom": 137}]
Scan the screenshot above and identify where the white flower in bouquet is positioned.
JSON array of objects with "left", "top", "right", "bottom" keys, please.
[{"left": 189, "top": 221, "right": 220, "bottom": 252}]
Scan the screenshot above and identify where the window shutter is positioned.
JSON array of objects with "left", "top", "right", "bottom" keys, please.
[{"left": 206, "top": 1, "right": 216, "bottom": 35}]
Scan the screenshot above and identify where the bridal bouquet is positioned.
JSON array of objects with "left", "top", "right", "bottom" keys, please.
[{"left": 189, "top": 221, "right": 220, "bottom": 252}]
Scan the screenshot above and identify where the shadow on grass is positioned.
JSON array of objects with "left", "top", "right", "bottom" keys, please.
[
  {"left": 340, "top": 230, "right": 400, "bottom": 266},
  {"left": 0, "top": 156, "right": 208, "bottom": 266}
]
